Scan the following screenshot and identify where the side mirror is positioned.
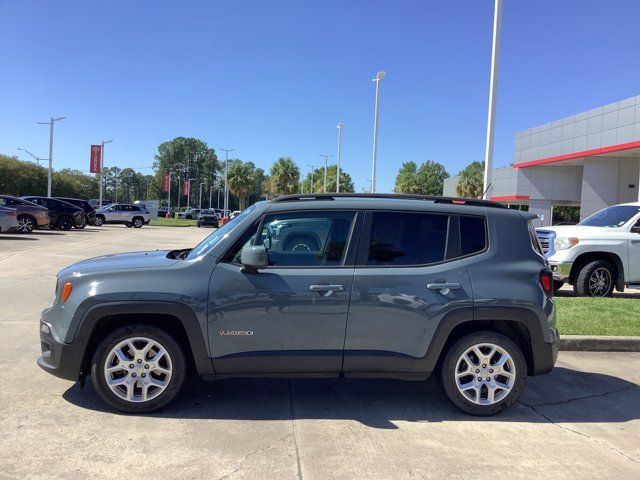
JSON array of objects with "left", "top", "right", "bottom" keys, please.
[{"left": 240, "top": 245, "right": 268, "bottom": 273}]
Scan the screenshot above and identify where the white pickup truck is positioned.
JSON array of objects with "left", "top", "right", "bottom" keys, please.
[{"left": 536, "top": 202, "right": 640, "bottom": 297}]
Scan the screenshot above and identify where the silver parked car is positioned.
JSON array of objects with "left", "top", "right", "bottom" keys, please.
[
  {"left": 0, "top": 206, "right": 19, "bottom": 233},
  {"left": 94, "top": 203, "right": 151, "bottom": 228}
]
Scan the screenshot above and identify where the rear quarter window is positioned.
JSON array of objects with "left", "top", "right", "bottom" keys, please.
[{"left": 459, "top": 215, "right": 487, "bottom": 256}]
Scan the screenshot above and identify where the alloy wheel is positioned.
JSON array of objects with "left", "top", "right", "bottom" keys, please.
[
  {"left": 103, "top": 337, "right": 173, "bottom": 403},
  {"left": 17, "top": 216, "right": 35, "bottom": 233},
  {"left": 589, "top": 268, "right": 612, "bottom": 297},
  {"left": 454, "top": 343, "right": 516, "bottom": 405}
]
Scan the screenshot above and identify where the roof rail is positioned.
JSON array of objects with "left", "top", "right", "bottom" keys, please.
[{"left": 271, "top": 193, "right": 506, "bottom": 209}]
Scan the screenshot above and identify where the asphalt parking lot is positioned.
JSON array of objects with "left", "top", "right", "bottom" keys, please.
[{"left": 1, "top": 225, "right": 639, "bottom": 479}]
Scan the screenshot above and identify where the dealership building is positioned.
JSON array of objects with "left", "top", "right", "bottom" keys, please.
[{"left": 444, "top": 94, "right": 640, "bottom": 226}]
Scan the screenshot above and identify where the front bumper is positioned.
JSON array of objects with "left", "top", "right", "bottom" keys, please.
[
  {"left": 549, "top": 262, "right": 572, "bottom": 281},
  {"left": 37, "top": 321, "right": 84, "bottom": 381}
]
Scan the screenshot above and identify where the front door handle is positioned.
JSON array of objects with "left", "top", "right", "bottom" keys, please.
[
  {"left": 427, "top": 282, "right": 461, "bottom": 295},
  {"left": 309, "top": 284, "right": 344, "bottom": 297},
  {"left": 631, "top": 240, "right": 640, "bottom": 245}
]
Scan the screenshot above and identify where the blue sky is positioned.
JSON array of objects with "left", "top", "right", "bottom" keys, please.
[{"left": 1, "top": 0, "right": 639, "bottom": 193}]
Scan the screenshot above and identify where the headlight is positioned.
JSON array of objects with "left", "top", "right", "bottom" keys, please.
[{"left": 554, "top": 237, "right": 579, "bottom": 250}]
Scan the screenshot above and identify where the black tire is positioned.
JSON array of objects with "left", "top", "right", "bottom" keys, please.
[
  {"left": 132, "top": 217, "right": 144, "bottom": 228},
  {"left": 91, "top": 325, "right": 187, "bottom": 413},
  {"left": 94, "top": 215, "right": 104, "bottom": 227},
  {"left": 574, "top": 260, "right": 615, "bottom": 297},
  {"left": 283, "top": 235, "right": 319, "bottom": 252},
  {"left": 74, "top": 219, "right": 86, "bottom": 229},
  {"left": 57, "top": 215, "right": 74, "bottom": 231},
  {"left": 440, "top": 331, "right": 527, "bottom": 416},
  {"left": 125, "top": 222, "right": 132, "bottom": 228},
  {"left": 16, "top": 215, "right": 35, "bottom": 233},
  {"left": 197, "top": 222, "right": 201, "bottom": 228}
]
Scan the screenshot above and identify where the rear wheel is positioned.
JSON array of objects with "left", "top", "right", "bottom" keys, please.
[
  {"left": 91, "top": 325, "right": 187, "bottom": 413},
  {"left": 17, "top": 215, "right": 35, "bottom": 233},
  {"left": 574, "top": 260, "right": 615, "bottom": 297},
  {"left": 440, "top": 331, "right": 526, "bottom": 416},
  {"left": 57, "top": 215, "right": 74, "bottom": 231}
]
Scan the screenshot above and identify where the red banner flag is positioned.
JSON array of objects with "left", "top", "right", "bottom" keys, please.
[
  {"left": 90, "top": 145, "right": 102, "bottom": 173},
  {"left": 183, "top": 180, "right": 190, "bottom": 196},
  {"left": 162, "top": 174, "right": 170, "bottom": 193}
]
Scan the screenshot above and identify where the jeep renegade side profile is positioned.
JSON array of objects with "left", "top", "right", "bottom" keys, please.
[{"left": 38, "top": 194, "right": 558, "bottom": 416}]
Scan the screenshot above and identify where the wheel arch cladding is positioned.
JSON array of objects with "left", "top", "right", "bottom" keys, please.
[{"left": 76, "top": 301, "right": 214, "bottom": 379}]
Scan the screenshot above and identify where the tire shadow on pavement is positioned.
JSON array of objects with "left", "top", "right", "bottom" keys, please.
[{"left": 62, "top": 366, "right": 640, "bottom": 428}]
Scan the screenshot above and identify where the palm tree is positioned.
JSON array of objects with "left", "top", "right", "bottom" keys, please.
[
  {"left": 227, "top": 162, "right": 255, "bottom": 210},
  {"left": 269, "top": 157, "right": 300, "bottom": 196},
  {"left": 456, "top": 161, "right": 485, "bottom": 198}
]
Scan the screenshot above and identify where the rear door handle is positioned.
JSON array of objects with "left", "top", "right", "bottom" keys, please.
[
  {"left": 309, "top": 284, "right": 344, "bottom": 297},
  {"left": 427, "top": 283, "right": 461, "bottom": 295},
  {"left": 632, "top": 240, "right": 640, "bottom": 245}
]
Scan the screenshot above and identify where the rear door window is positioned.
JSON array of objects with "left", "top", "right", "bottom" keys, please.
[{"left": 365, "top": 211, "right": 449, "bottom": 266}]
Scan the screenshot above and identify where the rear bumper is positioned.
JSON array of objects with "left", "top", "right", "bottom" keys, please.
[
  {"left": 531, "top": 329, "right": 559, "bottom": 376},
  {"left": 37, "top": 321, "right": 84, "bottom": 381}
]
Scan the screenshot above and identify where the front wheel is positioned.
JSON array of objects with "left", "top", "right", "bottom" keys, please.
[
  {"left": 17, "top": 215, "right": 35, "bottom": 233},
  {"left": 94, "top": 216, "right": 104, "bottom": 227},
  {"left": 132, "top": 217, "right": 144, "bottom": 228},
  {"left": 57, "top": 215, "right": 74, "bottom": 231},
  {"left": 440, "top": 331, "right": 526, "bottom": 416},
  {"left": 91, "top": 325, "right": 187, "bottom": 413},
  {"left": 574, "top": 260, "right": 615, "bottom": 297}
]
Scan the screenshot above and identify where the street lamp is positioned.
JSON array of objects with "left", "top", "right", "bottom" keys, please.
[
  {"left": 336, "top": 123, "right": 344, "bottom": 193},
  {"left": 99, "top": 140, "right": 113, "bottom": 207},
  {"left": 319, "top": 154, "right": 333, "bottom": 193},
  {"left": 199, "top": 181, "right": 207, "bottom": 209},
  {"left": 17, "top": 148, "right": 47, "bottom": 165},
  {"left": 307, "top": 164, "right": 317, "bottom": 193},
  {"left": 186, "top": 178, "right": 195, "bottom": 208},
  {"left": 209, "top": 184, "right": 215, "bottom": 209},
  {"left": 371, "top": 71, "right": 385, "bottom": 193},
  {"left": 37, "top": 116, "right": 65, "bottom": 197},
  {"left": 482, "top": 0, "right": 503, "bottom": 200},
  {"left": 220, "top": 148, "right": 235, "bottom": 216}
]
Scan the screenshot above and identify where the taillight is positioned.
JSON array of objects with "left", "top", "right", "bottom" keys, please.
[
  {"left": 7, "top": 210, "right": 17, "bottom": 216},
  {"left": 540, "top": 270, "right": 553, "bottom": 295}
]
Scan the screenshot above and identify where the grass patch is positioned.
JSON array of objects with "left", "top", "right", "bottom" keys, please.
[
  {"left": 555, "top": 296, "right": 640, "bottom": 336},
  {"left": 149, "top": 218, "right": 197, "bottom": 227}
]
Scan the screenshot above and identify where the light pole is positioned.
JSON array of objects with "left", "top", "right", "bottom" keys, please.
[
  {"left": 99, "top": 140, "right": 113, "bottom": 207},
  {"left": 319, "top": 154, "right": 333, "bottom": 193},
  {"left": 37, "top": 116, "right": 65, "bottom": 197},
  {"left": 371, "top": 71, "right": 385, "bottom": 193},
  {"left": 199, "top": 181, "right": 206, "bottom": 209},
  {"left": 483, "top": 0, "right": 502, "bottom": 200},
  {"left": 17, "top": 148, "right": 47, "bottom": 165},
  {"left": 307, "top": 164, "right": 317, "bottom": 193},
  {"left": 209, "top": 185, "right": 215, "bottom": 208},
  {"left": 336, "top": 123, "right": 344, "bottom": 192},
  {"left": 186, "top": 179, "right": 195, "bottom": 208},
  {"left": 220, "top": 148, "right": 234, "bottom": 216}
]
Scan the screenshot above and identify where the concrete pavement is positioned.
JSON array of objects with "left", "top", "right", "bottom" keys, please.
[{"left": 1, "top": 225, "right": 639, "bottom": 479}]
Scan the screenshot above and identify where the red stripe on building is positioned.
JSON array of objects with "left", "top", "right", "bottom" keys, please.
[
  {"left": 514, "top": 140, "right": 640, "bottom": 168},
  {"left": 491, "top": 195, "right": 530, "bottom": 202}
]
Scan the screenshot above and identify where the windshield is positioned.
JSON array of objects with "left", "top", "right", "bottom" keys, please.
[
  {"left": 579, "top": 205, "right": 640, "bottom": 228},
  {"left": 186, "top": 205, "right": 258, "bottom": 259}
]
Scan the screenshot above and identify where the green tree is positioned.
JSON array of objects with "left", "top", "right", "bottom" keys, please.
[
  {"left": 268, "top": 157, "right": 300, "bottom": 196},
  {"left": 227, "top": 161, "right": 256, "bottom": 210},
  {"left": 52, "top": 169, "right": 99, "bottom": 198},
  {"left": 393, "top": 161, "right": 420, "bottom": 194},
  {"left": 394, "top": 160, "right": 449, "bottom": 195},
  {"left": 153, "top": 137, "right": 219, "bottom": 210},
  {"left": 455, "top": 161, "right": 485, "bottom": 198},
  {"left": 302, "top": 165, "right": 355, "bottom": 193}
]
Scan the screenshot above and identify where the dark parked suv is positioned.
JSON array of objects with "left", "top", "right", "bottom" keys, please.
[
  {"left": 0, "top": 195, "right": 50, "bottom": 233},
  {"left": 55, "top": 197, "right": 96, "bottom": 227},
  {"left": 21, "top": 196, "right": 85, "bottom": 230},
  {"left": 38, "top": 194, "right": 558, "bottom": 415}
]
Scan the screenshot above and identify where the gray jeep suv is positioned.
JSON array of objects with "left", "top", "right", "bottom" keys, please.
[{"left": 38, "top": 194, "right": 558, "bottom": 415}]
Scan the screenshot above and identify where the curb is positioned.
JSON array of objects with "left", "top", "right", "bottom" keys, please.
[{"left": 560, "top": 335, "right": 640, "bottom": 352}]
